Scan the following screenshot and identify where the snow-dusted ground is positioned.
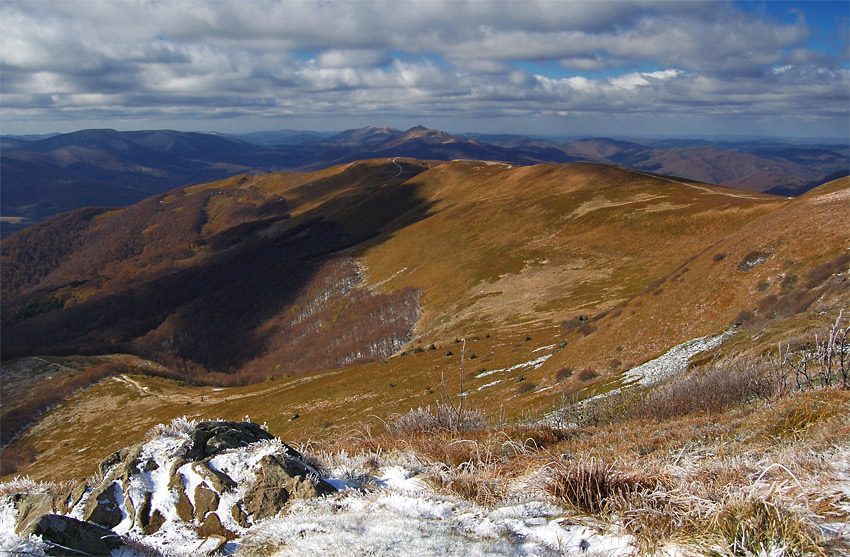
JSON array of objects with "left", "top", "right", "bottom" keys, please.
[
  {"left": 239, "top": 493, "right": 635, "bottom": 557},
  {"left": 1, "top": 419, "right": 637, "bottom": 557},
  {"left": 476, "top": 354, "right": 552, "bottom": 379},
  {"left": 618, "top": 333, "right": 728, "bottom": 389}
]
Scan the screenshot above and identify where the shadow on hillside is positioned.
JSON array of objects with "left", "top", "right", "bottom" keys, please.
[{"left": 1, "top": 163, "right": 435, "bottom": 376}]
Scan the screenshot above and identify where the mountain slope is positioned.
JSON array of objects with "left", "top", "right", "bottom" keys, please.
[
  {"left": 6, "top": 160, "right": 845, "bottom": 386},
  {"left": 1, "top": 159, "right": 435, "bottom": 376},
  {"left": 1, "top": 164, "right": 847, "bottom": 486}
]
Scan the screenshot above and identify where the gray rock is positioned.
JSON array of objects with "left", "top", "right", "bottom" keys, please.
[
  {"left": 187, "top": 421, "right": 277, "bottom": 460},
  {"left": 20, "top": 514, "right": 127, "bottom": 556}
]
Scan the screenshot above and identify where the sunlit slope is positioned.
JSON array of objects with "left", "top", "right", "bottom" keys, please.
[
  {"left": 359, "top": 161, "right": 782, "bottom": 338},
  {"left": 544, "top": 176, "right": 849, "bottom": 384},
  {"left": 4, "top": 172, "right": 848, "bottom": 484}
]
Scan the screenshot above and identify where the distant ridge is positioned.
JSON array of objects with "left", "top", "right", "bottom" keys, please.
[{"left": 2, "top": 126, "right": 846, "bottom": 236}]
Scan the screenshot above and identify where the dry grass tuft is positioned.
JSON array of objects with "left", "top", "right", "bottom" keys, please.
[
  {"left": 386, "top": 402, "right": 487, "bottom": 436},
  {"left": 543, "top": 457, "right": 663, "bottom": 515},
  {"left": 712, "top": 494, "right": 825, "bottom": 556}
]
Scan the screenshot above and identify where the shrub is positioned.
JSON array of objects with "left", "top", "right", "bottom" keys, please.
[
  {"left": 516, "top": 381, "right": 536, "bottom": 395},
  {"left": 555, "top": 367, "right": 573, "bottom": 382},
  {"left": 387, "top": 403, "right": 486, "bottom": 436},
  {"left": 578, "top": 369, "right": 599, "bottom": 382},
  {"left": 713, "top": 252, "right": 727, "bottom": 262}
]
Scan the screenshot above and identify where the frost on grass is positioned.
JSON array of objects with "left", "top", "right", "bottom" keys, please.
[
  {"left": 237, "top": 490, "right": 634, "bottom": 557},
  {"left": 0, "top": 499, "right": 46, "bottom": 556}
]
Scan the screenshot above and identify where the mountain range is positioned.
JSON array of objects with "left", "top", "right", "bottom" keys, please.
[{"left": 2, "top": 126, "right": 846, "bottom": 236}]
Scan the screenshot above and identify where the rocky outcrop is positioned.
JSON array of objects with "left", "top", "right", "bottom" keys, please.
[
  {"left": 11, "top": 492, "right": 71, "bottom": 534},
  {"left": 17, "top": 419, "right": 337, "bottom": 554},
  {"left": 186, "top": 420, "right": 277, "bottom": 460}
]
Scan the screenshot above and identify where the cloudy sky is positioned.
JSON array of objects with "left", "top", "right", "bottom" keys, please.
[{"left": 1, "top": 0, "right": 848, "bottom": 138}]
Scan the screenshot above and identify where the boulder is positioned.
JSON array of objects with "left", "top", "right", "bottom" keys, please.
[
  {"left": 187, "top": 421, "right": 277, "bottom": 460},
  {"left": 137, "top": 491, "right": 165, "bottom": 535},
  {"left": 194, "top": 484, "right": 220, "bottom": 519},
  {"left": 174, "top": 483, "right": 195, "bottom": 523},
  {"left": 197, "top": 511, "right": 235, "bottom": 540},
  {"left": 243, "top": 454, "right": 336, "bottom": 521},
  {"left": 192, "top": 460, "right": 236, "bottom": 493},
  {"left": 20, "top": 514, "right": 127, "bottom": 556},
  {"left": 231, "top": 503, "right": 250, "bottom": 528},
  {"left": 98, "top": 443, "right": 144, "bottom": 481}
]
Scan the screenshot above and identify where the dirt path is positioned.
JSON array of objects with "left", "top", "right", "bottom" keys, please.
[
  {"left": 391, "top": 157, "right": 404, "bottom": 178},
  {"left": 623, "top": 168, "right": 764, "bottom": 199}
]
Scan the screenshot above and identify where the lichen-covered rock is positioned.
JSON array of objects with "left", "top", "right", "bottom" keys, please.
[
  {"left": 197, "top": 511, "right": 235, "bottom": 540},
  {"left": 174, "top": 476, "right": 195, "bottom": 522},
  {"left": 193, "top": 459, "right": 236, "bottom": 493},
  {"left": 11, "top": 492, "right": 69, "bottom": 534},
  {"left": 61, "top": 419, "right": 332, "bottom": 551},
  {"left": 231, "top": 503, "right": 250, "bottom": 528},
  {"left": 98, "top": 443, "right": 144, "bottom": 481},
  {"left": 194, "top": 483, "right": 220, "bottom": 519}
]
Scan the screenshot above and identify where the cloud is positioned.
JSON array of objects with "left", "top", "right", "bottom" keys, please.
[{"left": 0, "top": 0, "right": 846, "bottom": 136}]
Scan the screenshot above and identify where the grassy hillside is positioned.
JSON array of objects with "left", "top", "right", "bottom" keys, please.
[{"left": 1, "top": 163, "right": 847, "bottom": 485}]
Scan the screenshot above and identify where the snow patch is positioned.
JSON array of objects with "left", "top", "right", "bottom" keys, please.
[
  {"left": 476, "top": 355, "right": 552, "bottom": 378},
  {"left": 477, "top": 379, "right": 502, "bottom": 391},
  {"left": 620, "top": 332, "right": 727, "bottom": 388}
]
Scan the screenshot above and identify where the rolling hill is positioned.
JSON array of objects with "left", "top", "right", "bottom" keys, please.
[
  {"left": 2, "top": 127, "right": 845, "bottom": 237},
  {"left": 1, "top": 158, "right": 848, "bottom": 557},
  {"left": 2, "top": 159, "right": 847, "bottom": 463}
]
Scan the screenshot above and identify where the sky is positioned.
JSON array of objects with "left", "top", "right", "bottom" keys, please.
[{"left": 1, "top": 0, "right": 848, "bottom": 139}]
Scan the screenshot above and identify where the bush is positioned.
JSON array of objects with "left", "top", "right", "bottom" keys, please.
[
  {"left": 555, "top": 367, "right": 573, "bottom": 382},
  {"left": 578, "top": 369, "right": 599, "bottom": 382},
  {"left": 516, "top": 381, "right": 536, "bottom": 395},
  {"left": 387, "top": 403, "right": 486, "bottom": 436}
]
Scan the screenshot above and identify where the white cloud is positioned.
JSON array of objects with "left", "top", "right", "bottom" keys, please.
[
  {"left": 0, "top": 0, "right": 846, "bottom": 136},
  {"left": 317, "top": 50, "right": 392, "bottom": 69}
]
